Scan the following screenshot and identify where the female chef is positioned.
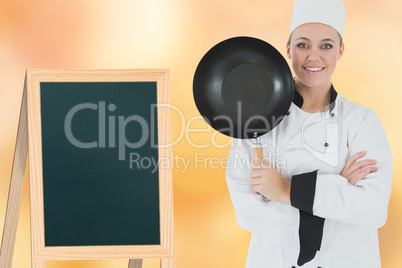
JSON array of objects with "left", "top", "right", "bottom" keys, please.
[{"left": 225, "top": 0, "right": 393, "bottom": 267}]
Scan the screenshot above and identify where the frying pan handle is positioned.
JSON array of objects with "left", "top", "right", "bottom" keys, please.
[
  {"left": 252, "top": 145, "right": 271, "bottom": 202},
  {"left": 252, "top": 147, "right": 264, "bottom": 162}
]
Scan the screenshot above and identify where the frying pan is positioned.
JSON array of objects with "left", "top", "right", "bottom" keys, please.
[{"left": 193, "top": 36, "right": 294, "bottom": 147}]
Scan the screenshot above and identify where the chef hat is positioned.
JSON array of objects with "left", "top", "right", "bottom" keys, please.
[{"left": 290, "top": 0, "right": 346, "bottom": 37}]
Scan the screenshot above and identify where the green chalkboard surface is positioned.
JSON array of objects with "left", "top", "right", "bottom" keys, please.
[{"left": 40, "top": 82, "right": 160, "bottom": 247}]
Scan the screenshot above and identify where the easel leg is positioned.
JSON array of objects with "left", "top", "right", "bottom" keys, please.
[
  {"left": 32, "top": 260, "right": 45, "bottom": 268},
  {"left": 0, "top": 80, "right": 29, "bottom": 268},
  {"left": 161, "top": 258, "right": 174, "bottom": 268},
  {"left": 128, "top": 259, "right": 143, "bottom": 268}
]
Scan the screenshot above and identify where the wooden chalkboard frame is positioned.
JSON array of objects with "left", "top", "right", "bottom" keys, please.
[{"left": 26, "top": 69, "right": 173, "bottom": 266}]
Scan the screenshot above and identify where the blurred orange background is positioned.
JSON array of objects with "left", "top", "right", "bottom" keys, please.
[{"left": 0, "top": 0, "right": 401, "bottom": 267}]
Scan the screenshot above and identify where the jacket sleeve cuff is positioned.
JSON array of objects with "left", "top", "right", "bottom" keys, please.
[
  {"left": 297, "top": 211, "right": 325, "bottom": 266},
  {"left": 290, "top": 169, "right": 318, "bottom": 215},
  {"left": 290, "top": 170, "right": 324, "bottom": 266}
]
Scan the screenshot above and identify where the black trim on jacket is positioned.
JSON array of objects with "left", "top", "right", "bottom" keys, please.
[
  {"left": 291, "top": 170, "right": 325, "bottom": 266},
  {"left": 292, "top": 84, "right": 338, "bottom": 113}
]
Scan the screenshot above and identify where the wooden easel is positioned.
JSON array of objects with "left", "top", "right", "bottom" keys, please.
[
  {"left": 0, "top": 70, "right": 174, "bottom": 267},
  {"left": 0, "top": 77, "right": 29, "bottom": 268}
]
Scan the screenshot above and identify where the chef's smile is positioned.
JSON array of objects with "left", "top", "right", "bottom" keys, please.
[{"left": 303, "top": 66, "right": 325, "bottom": 75}]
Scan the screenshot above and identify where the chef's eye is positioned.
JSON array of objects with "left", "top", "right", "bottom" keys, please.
[
  {"left": 297, "top": 43, "right": 308, "bottom": 49},
  {"left": 321, "top": 44, "right": 333, "bottom": 49}
]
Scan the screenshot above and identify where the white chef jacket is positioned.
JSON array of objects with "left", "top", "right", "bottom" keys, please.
[{"left": 226, "top": 86, "right": 393, "bottom": 268}]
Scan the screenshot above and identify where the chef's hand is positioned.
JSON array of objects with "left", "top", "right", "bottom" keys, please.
[
  {"left": 250, "top": 160, "right": 291, "bottom": 204},
  {"left": 341, "top": 151, "right": 378, "bottom": 185}
]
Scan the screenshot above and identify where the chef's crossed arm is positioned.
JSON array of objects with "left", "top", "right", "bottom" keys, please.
[
  {"left": 291, "top": 109, "right": 393, "bottom": 228},
  {"left": 226, "top": 108, "right": 393, "bottom": 251}
]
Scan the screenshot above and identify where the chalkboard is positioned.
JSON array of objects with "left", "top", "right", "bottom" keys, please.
[
  {"left": 26, "top": 69, "right": 173, "bottom": 263},
  {"left": 40, "top": 81, "right": 160, "bottom": 246}
]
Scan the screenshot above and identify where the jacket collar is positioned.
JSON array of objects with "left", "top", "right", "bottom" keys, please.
[{"left": 292, "top": 84, "right": 338, "bottom": 113}]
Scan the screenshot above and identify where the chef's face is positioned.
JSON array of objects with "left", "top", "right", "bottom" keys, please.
[{"left": 286, "top": 23, "right": 344, "bottom": 89}]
